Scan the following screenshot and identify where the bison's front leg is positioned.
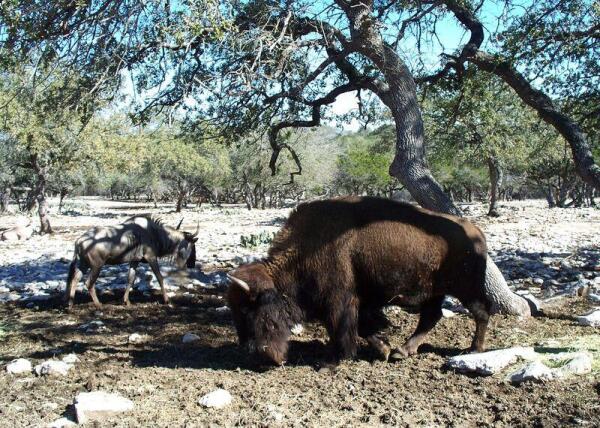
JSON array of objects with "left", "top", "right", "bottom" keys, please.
[
  {"left": 147, "top": 257, "right": 169, "bottom": 305},
  {"left": 392, "top": 296, "right": 444, "bottom": 359},
  {"left": 325, "top": 294, "right": 360, "bottom": 365}
]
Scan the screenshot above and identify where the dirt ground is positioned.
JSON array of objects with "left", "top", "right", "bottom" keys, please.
[{"left": 0, "top": 198, "right": 599, "bottom": 427}]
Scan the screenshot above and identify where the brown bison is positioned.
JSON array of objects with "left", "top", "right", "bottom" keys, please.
[
  {"left": 65, "top": 216, "right": 198, "bottom": 308},
  {"left": 227, "top": 196, "right": 490, "bottom": 367}
]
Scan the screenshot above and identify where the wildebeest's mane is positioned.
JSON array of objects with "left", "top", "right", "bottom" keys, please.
[{"left": 123, "top": 215, "right": 181, "bottom": 258}]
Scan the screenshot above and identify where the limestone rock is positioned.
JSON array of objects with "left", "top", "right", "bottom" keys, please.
[
  {"left": 128, "top": 333, "right": 148, "bottom": 344},
  {"left": 446, "top": 347, "right": 537, "bottom": 375},
  {"left": 576, "top": 308, "right": 600, "bottom": 327},
  {"left": 441, "top": 308, "right": 456, "bottom": 318},
  {"left": 34, "top": 360, "right": 72, "bottom": 376},
  {"left": 556, "top": 352, "right": 593, "bottom": 376},
  {"left": 291, "top": 324, "right": 304, "bottom": 335},
  {"left": 508, "top": 361, "right": 555, "bottom": 384},
  {"left": 6, "top": 358, "right": 32, "bottom": 374},
  {"left": 74, "top": 391, "right": 134, "bottom": 424},
  {"left": 198, "top": 389, "right": 232, "bottom": 408},
  {"left": 182, "top": 332, "right": 201, "bottom": 343},
  {"left": 62, "top": 353, "right": 79, "bottom": 364}
]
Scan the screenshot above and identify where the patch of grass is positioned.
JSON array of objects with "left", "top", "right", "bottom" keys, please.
[
  {"left": 240, "top": 231, "right": 275, "bottom": 248},
  {"left": 534, "top": 334, "right": 600, "bottom": 372}
]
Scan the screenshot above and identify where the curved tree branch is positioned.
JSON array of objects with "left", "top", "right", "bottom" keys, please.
[{"left": 441, "top": 0, "right": 600, "bottom": 190}]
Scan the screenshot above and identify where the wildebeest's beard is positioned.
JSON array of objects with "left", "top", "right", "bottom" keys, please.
[
  {"left": 248, "top": 289, "right": 292, "bottom": 366},
  {"left": 186, "top": 244, "right": 196, "bottom": 268}
]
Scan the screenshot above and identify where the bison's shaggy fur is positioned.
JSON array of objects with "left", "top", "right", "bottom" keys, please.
[{"left": 228, "top": 196, "right": 490, "bottom": 366}]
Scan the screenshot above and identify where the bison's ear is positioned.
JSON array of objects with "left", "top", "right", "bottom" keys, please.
[{"left": 227, "top": 274, "right": 250, "bottom": 294}]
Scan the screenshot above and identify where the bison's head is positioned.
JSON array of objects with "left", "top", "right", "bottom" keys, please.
[{"left": 227, "top": 263, "right": 291, "bottom": 366}]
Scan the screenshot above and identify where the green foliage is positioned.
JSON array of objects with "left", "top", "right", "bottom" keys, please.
[
  {"left": 240, "top": 231, "right": 276, "bottom": 248},
  {"left": 334, "top": 130, "right": 399, "bottom": 196}
]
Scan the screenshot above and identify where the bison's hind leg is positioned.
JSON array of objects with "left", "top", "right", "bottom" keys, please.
[
  {"left": 394, "top": 295, "right": 444, "bottom": 358},
  {"left": 359, "top": 306, "right": 392, "bottom": 361},
  {"left": 464, "top": 300, "right": 490, "bottom": 353}
]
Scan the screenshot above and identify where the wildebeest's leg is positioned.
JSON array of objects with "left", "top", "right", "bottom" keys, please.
[
  {"left": 395, "top": 295, "right": 444, "bottom": 358},
  {"left": 85, "top": 266, "right": 102, "bottom": 309},
  {"left": 147, "top": 257, "right": 169, "bottom": 304},
  {"left": 325, "top": 294, "right": 360, "bottom": 364},
  {"left": 123, "top": 261, "right": 139, "bottom": 306},
  {"left": 464, "top": 300, "right": 490, "bottom": 353},
  {"left": 359, "top": 306, "right": 392, "bottom": 361},
  {"left": 65, "top": 259, "right": 87, "bottom": 309}
]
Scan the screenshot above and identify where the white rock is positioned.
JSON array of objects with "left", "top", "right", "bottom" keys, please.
[
  {"left": 47, "top": 417, "right": 77, "bottom": 428},
  {"left": 34, "top": 360, "right": 72, "bottom": 376},
  {"left": 62, "top": 353, "right": 79, "bottom": 364},
  {"left": 74, "top": 391, "right": 134, "bottom": 424},
  {"left": 588, "top": 294, "right": 600, "bottom": 304},
  {"left": 291, "top": 324, "right": 304, "bottom": 335},
  {"left": 508, "top": 361, "right": 555, "bottom": 384},
  {"left": 577, "top": 308, "right": 600, "bottom": 327},
  {"left": 215, "top": 306, "right": 230, "bottom": 313},
  {"left": 557, "top": 352, "right": 593, "bottom": 376},
  {"left": 446, "top": 347, "right": 538, "bottom": 375},
  {"left": 80, "top": 320, "right": 108, "bottom": 333},
  {"left": 128, "top": 333, "right": 148, "bottom": 344},
  {"left": 198, "top": 389, "right": 232, "bottom": 408},
  {"left": 441, "top": 308, "right": 456, "bottom": 318},
  {"left": 182, "top": 332, "right": 201, "bottom": 343},
  {"left": 6, "top": 358, "right": 32, "bottom": 374}
]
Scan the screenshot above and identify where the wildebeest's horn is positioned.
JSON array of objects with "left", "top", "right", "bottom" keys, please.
[
  {"left": 227, "top": 274, "right": 250, "bottom": 293},
  {"left": 176, "top": 218, "right": 184, "bottom": 230},
  {"left": 191, "top": 221, "right": 200, "bottom": 238}
]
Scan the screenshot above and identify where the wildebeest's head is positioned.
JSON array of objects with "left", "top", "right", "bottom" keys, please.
[
  {"left": 174, "top": 221, "right": 199, "bottom": 269},
  {"left": 227, "top": 263, "right": 292, "bottom": 366}
]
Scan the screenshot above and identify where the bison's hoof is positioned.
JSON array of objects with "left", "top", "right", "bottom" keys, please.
[{"left": 389, "top": 345, "right": 418, "bottom": 361}]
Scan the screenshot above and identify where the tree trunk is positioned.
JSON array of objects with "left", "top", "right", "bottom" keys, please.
[
  {"left": 30, "top": 155, "right": 52, "bottom": 234},
  {"left": 0, "top": 188, "right": 8, "bottom": 213},
  {"left": 175, "top": 192, "right": 185, "bottom": 213},
  {"left": 487, "top": 156, "right": 502, "bottom": 217},
  {"left": 342, "top": 0, "right": 530, "bottom": 317},
  {"left": 58, "top": 189, "right": 68, "bottom": 214}
]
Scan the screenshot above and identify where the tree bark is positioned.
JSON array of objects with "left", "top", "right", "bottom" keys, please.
[
  {"left": 339, "top": 0, "right": 530, "bottom": 316},
  {"left": 487, "top": 156, "right": 502, "bottom": 217}
]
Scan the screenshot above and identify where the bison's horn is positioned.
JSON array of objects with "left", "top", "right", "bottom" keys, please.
[
  {"left": 176, "top": 218, "right": 184, "bottom": 230},
  {"left": 227, "top": 274, "right": 250, "bottom": 293},
  {"left": 191, "top": 221, "right": 200, "bottom": 238}
]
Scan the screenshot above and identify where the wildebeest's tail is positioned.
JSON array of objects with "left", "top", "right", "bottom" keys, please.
[{"left": 65, "top": 247, "right": 81, "bottom": 303}]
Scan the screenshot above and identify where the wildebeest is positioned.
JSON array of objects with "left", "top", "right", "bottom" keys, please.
[
  {"left": 65, "top": 216, "right": 198, "bottom": 308},
  {"left": 227, "top": 196, "right": 490, "bottom": 367}
]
